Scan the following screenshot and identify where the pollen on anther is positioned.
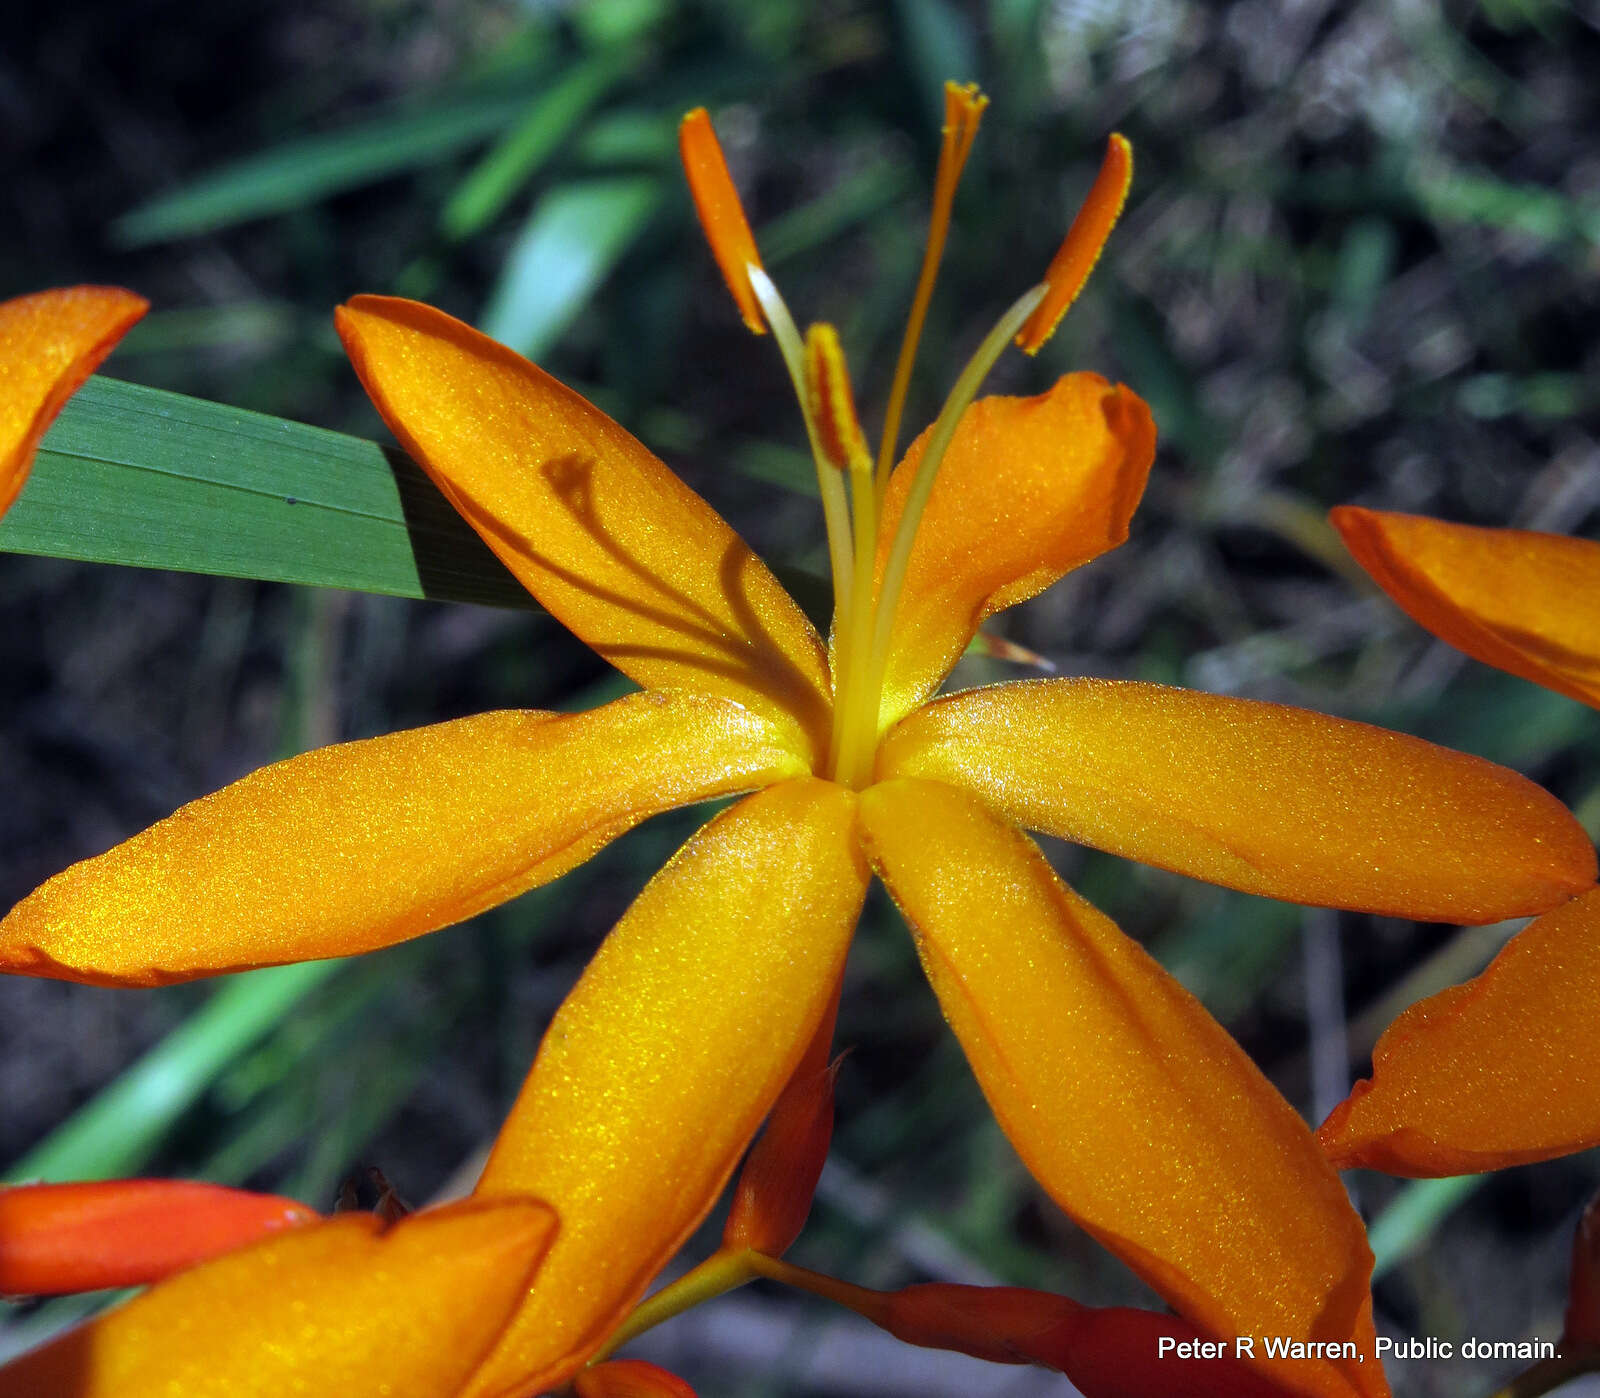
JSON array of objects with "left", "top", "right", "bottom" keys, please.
[
  {"left": 679, "top": 107, "right": 768, "bottom": 335},
  {"left": 803, "top": 324, "right": 870, "bottom": 474},
  {"left": 1015, "top": 133, "right": 1133, "bottom": 355}
]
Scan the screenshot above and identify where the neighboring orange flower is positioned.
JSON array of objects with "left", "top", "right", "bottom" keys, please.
[
  {"left": 0, "top": 1181, "right": 556, "bottom": 1398},
  {"left": 2, "top": 92, "right": 1594, "bottom": 1398},
  {"left": 0, "top": 285, "right": 147, "bottom": 517},
  {"left": 1319, "top": 507, "right": 1600, "bottom": 1175}
]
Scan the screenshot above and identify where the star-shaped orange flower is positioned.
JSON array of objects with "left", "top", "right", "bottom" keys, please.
[
  {"left": 1318, "top": 506, "right": 1600, "bottom": 1175},
  {"left": 3, "top": 93, "right": 1593, "bottom": 1398}
]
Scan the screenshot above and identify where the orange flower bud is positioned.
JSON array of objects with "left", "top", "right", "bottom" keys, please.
[
  {"left": 575, "top": 1359, "right": 699, "bottom": 1398},
  {"left": 1565, "top": 1188, "right": 1600, "bottom": 1348},
  {"left": 879, "top": 1282, "right": 1079, "bottom": 1364},
  {"left": 721, "top": 1055, "right": 839, "bottom": 1256},
  {"left": 0, "top": 1179, "right": 318, "bottom": 1296},
  {"left": 1031, "top": 1303, "right": 1303, "bottom": 1398},
  {"left": 722, "top": 980, "right": 842, "bottom": 1257},
  {"left": 878, "top": 1284, "right": 1296, "bottom": 1398}
]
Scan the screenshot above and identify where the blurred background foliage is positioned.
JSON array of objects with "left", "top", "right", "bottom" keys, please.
[{"left": 2, "top": 0, "right": 1599, "bottom": 1393}]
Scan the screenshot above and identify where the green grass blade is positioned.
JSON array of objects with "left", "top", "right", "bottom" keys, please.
[
  {"left": 113, "top": 89, "right": 537, "bottom": 246},
  {"left": 440, "top": 50, "right": 637, "bottom": 241},
  {"left": 5, "top": 961, "right": 339, "bottom": 1183},
  {"left": 0, "top": 376, "right": 531, "bottom": 608},
  {"left": 480, "top": 176, "right": 663, "bottom": 358},
  {"left": 759, "top": 158, "right": 915, "bottom": 265},
  {"left": 1369, "top": 1174, "right": 1486, "bottom": 1278}
]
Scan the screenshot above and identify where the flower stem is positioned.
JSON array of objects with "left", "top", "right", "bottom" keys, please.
[
  {"left": 591, "top": 1250, "right": 758, "bottom": 1361},
  {"left": 744, "top": 1251, "right": 892, "bottom": 1325}
]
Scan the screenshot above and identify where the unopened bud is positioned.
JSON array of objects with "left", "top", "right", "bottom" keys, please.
[
  {"left": 575, "top": 1359, "right": 699, "bottom": 1398},
  {"left": 1566, "top": 1187, "right": 1600, "bottom": 1348},
  {"left": 0, "top": 1179, "right": 318, "bottom": 1297},
  {"left": 722, "top": 1054, "right": 841, "bottom": 1256}
]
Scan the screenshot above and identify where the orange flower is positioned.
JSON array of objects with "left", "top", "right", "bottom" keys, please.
[
  {"left": 0, "top": 285, "right": 147, "bottom": 518},
  {"left": 1318, "top": 507, "right": 1600, "bottom": 1175},
  {"left": 0, "top": 1185, "right": 555, "bottom": 1398},
  {"left": 4, "top": 94, "right": 1593, "bottom": 1398}
]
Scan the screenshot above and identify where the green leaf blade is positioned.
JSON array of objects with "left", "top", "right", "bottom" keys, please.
[
  {"left": 113, "top": 90, "right": 537, "bottom": 246},
  {"left": 1, "top": 377, "right": 531, "bottom": 609}
]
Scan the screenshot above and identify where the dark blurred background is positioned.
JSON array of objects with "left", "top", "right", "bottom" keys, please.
[{"left": 2, "top": 2, "right": 1599, "bottom": 1394}]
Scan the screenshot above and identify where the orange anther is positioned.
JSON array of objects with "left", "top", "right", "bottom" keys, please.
[
  {"left": 803, "top": 324, "right": 870, "bottom": 474},
  {"left": 1015, "top": 133, "right": 1133, "bottom": 354},
  {"left": 679, "top": 108, "right": 767, "bottom": 334}
]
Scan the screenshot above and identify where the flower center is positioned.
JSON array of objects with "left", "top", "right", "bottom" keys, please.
[{"left": 679, "top": 90, "right": 1133, "bottom": 790}]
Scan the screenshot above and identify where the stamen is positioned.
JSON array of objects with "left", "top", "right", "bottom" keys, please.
[
  {"left": 809, "top": 322, "right": 879, "bottom": 784},
  {"left": 748, "top": 267, "right": 855, "bottom": 630},
  {"left": 1014, "top": 132, "right": 1132, "bottom": 355},
  {"left": 804, "top": 324, "right": 871, "bottom": 475},
  {"left": 875, "top": 82, "right": 989, "bottom": 495},
  {"left": 835, "top": 282, "right": 1046, "bottom": 788},
  {"left": 680, "top": 108, "right": 768, "bottom": 335}
]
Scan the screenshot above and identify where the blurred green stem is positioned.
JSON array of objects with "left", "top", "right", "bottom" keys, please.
[{"left": 5, "top": 960, "right": 338, "bottom": 1184}]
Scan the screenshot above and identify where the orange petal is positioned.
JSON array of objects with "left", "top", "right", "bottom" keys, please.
[
  {"left": 0, "top": 1180, "right": 317, "bottom": 1296},
  {"left": 0, "top": 1198, "right": 555, "bottom": 1398},
  {"left": 879, "top": 677, "right": 1596, "bottom": 923},
  {"left": 859, "top": 778, "right": 1384, "bottom": 1398},
  {"left": 1333, "top": 507, "right": 1600, "bottom": 710},
  {"left": 877, "top": 1284, "right": 1301, "bottom": 1398},
  {"left": 464, "top": 777, "right": 867, "bottom": 1397},
  {"left": 0, "top": 286, "right": 147, "bottom": 517},
  {"left": 873, "top": 376, "right": 1154, "bottom": 729},
  {"left": 336, "top": 295, "right": 831, "bottom": 761},
  {"left": 1319, "top": 886, "right": 1600, "bottom": 1175},
  {"left": 576, "top": 1359, "right": 699, "bottom": 1398},
  {"left": 1, "top": 690, "right": 805, "bottom": 985}
]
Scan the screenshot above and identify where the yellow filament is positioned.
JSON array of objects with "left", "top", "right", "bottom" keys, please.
[
  {"left": 875, "top": 82, "right": 989, "bottom": 496},
  {"left": 828, "top": 417, "right": 879, "bottom": 784},
  {"left": 834, "top": 283, "right": 1047, "bottom": 789},
  {"left": 749, "top": 267, "right": 855, "bottom": 635}
]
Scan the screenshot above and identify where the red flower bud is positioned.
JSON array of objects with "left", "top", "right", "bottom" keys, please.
[
  {"left": 0, "top": 1179, "right": 318, "bottom": 1296},
  {"left": 575, "top": 1359, "right": 699, "bottom": 1398},
  {"left": 722, "top": 980, "right": 842, "bottom": 1257},
  {"left": 1565, "top": 1188, "right": 1600, "bottom": 1348}
]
